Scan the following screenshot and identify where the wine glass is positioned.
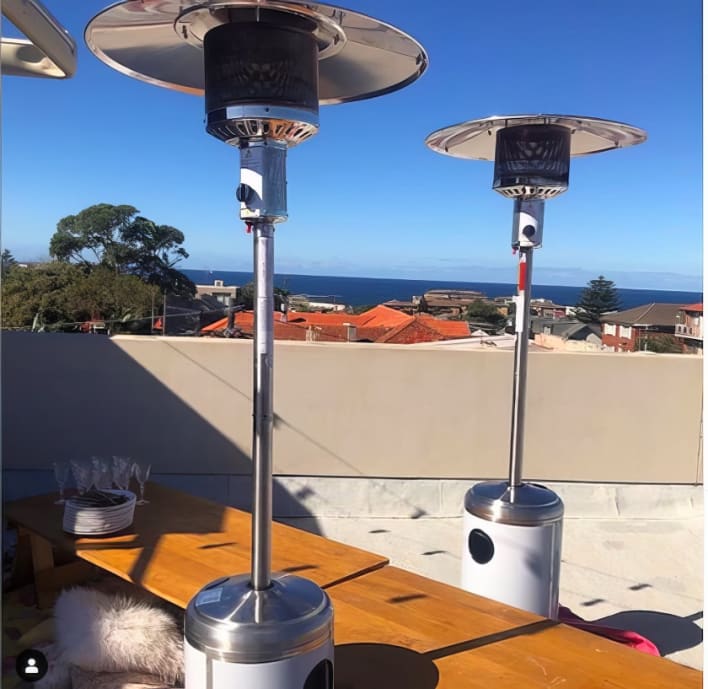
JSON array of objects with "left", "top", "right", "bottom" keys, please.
[
  {"left": 112, "top": 456, "right": 132, "bottom": 491},
  {"left": 53, "top": 461, "right": 70, "bottom": 504},
  {"left": 133, "top": 462, "right": 151, "bottom": 505},
  {"left": 70, "top": 459, "right": 92, "bottom": 495},
  {"left": 91, "top": 456, "right": 113, "bottom": 491}
]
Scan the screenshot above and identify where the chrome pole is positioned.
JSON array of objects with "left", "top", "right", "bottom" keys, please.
[
  {"left": 251, "top": 220, "right": 275, "bottom": 591},
  {"left": 508, "top": 207, "right": 538, "bottom": 495}
]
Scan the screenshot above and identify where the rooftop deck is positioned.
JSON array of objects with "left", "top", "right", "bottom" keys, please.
[{"left": 2, "top": 332, "right": 703, "bottom": 673}]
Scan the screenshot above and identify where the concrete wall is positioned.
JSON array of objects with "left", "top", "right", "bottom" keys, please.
[
  {"left": 534, "top": 333, "right": 603, "bottom": 352},
  {"left": 2, "top": 333, "right": 703, "bottom": 484}
]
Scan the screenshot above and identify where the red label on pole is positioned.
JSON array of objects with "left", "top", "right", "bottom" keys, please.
[{"left": 518, "top": 254, "right": 527, "bottom": 292}]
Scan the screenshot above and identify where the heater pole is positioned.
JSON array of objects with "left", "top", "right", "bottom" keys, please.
[
  {"left": 251, "top": 221, "right": 275, "bottom": 591},
  {"left": 508, "top": 243, "right": 534, "bottom": 495}
]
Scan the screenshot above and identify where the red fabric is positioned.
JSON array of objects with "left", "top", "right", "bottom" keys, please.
[{"left": 558, "top": 606, "right": 660, "bottom": 656}]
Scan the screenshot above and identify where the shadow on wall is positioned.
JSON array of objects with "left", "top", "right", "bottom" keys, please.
[{"left": 1, "top": 332, "right": 320, "bottom": 534}]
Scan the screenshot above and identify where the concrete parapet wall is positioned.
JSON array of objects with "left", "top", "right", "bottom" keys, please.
[{"left": 2, "top": 333, "right": 702, "bottom": 484}]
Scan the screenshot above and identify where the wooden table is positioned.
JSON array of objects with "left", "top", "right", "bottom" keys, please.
[
  {"left": 327, "top": 566, "right": 702, "bottom": 689},
  {"left": 4, "top": 482, "right": 388, "bottom": 608}
]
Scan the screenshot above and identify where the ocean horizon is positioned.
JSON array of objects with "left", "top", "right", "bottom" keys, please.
[{"left": 183, "top": 269, "right": 703, "bottom": 311}]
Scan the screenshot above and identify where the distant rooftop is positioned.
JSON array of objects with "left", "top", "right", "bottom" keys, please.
[
  {"left": 201, "top": 305, "right": 471, "bottom": 344},
  {"left": 600, "top": 303, "right": 686, "bottom": 327}
]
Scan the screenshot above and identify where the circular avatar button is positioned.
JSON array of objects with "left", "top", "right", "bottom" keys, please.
[{"left": 16, "top": 649, "right": 48, "bottom": 682}]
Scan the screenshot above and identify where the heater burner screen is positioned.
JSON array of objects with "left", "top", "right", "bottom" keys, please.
[
  {"left": 493, "top": 125, "right": 570, "bottom": 197},
  {"left": 204, "top": 18, "right": 319, "bottom": 116}
]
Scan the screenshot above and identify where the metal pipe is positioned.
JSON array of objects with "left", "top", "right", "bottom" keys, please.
[
  {"left": 508, "top": 245, "right": 534, "bottom": 493},
  {"left": 251, "top": 221, "right": 275, "bottom": 590}
]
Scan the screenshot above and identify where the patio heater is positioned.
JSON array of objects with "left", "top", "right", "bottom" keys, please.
[
  {"left": 425, "top": 115, "right": 646, "bottom": 617},
  {"left": 85, "top": 2, "right": 426, "bottom": 688}
]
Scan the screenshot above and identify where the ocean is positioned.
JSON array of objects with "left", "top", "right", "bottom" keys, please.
[{"left": 183, "top": 269, "right": 702, "bottom": 310}]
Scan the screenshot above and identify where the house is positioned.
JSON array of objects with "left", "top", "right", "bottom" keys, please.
[
  {"left": 675, "top": 303, "right": 703, "bottom": 351},
  {"left": 200, "top": 305, "right": 471, "bottom": 345},
  {"left": 418, "top": 289, "right": 486, "bottom": 317},
  {"left": 530, "top": 299, "right": 571, "bottom": 319},
  {"left": 195, "top": 279, "right": 238, "bottom": 305},
  {"left": 533, "top": 318, "right": 602, "bottom": 352},
  {"left": 600, "top": 303, "right": 685, "bottom": 352},
  {"left": 382, "top": 299, "right": 418, "bottom": 314},
  {"left": 376, "top": 315, "right": 470, "bottom": 344}
]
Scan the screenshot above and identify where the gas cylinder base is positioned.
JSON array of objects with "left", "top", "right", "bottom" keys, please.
[
  {"left": 461, "top": 480, "right": 564, "bottom": 619},
  {"left": 185, "top": 573, "right": 334, "bottom": 689},
  {"left": 185, "top": 639, "right": 333, "bottom": 689}
]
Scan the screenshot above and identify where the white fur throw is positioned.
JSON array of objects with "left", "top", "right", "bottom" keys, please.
[{"left": 35, "top": 587, "right": 184, "bottom": 689}]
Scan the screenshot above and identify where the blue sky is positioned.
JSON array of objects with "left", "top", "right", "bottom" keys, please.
[{"left": 2, "top": 0, "right": 702, "bottom": 289}]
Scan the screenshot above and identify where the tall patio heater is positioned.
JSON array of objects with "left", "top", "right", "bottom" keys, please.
[
  {"left": 85, "top": 3, "right": 427, "bottom": 688},
  {"left": 425, "top": 115, "right": 646, "bottom": 618}
]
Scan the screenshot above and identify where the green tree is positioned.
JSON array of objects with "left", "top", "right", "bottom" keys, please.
[
  {"left": 1, "top": 262, "right": 158, "bottom": 331},
  {"left": 235, "top": 281, "right": 290, "bottom": 311},
  {"left": 634, "top": 333, "right": 683, "bottom": 354},
  {"left": 465, "top": 299, "right": 506, "bottom": 327},
  {"left": 2, "top": 262, "right": 84, "bottom": 328},
  {"left": 575, "top": 276, "right": 620, "bottom": 323},
  {"left": 1, "top": 249, "right": 18, "bottom": 276},
  {"left": 121, "top": 216, "right": 194, "bottom": 297},
  {"left": 50, "top": 204, "right": 137, "bottom": 269},
  {"left": 350, "top": 304, "right": 377, "bottom": 315},
  {"left": 49, "top": 203, "right": 195, "bottom": 297},
  {"left": 62, "top": 266, "right": 160, "bottom": 329}
]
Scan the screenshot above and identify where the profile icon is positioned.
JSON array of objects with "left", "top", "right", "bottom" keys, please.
[{"left": 16, "top": 649, "right": 48, "bottom": 682}]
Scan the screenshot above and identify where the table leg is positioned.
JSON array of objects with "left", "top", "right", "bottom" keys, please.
[
  {"left": 27, "top": 532, "right": 55, "bottom": 608},
  {"left": 22, "top": 530, "right": 95, "bottom": 609}
]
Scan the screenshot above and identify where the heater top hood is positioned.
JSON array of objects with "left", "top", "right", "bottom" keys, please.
[
  {"left": 85, "top": 0, "right": 428, "bottom": 104},
  {"left": 425, "top": 114, "right": 647, "bottom": 162}
]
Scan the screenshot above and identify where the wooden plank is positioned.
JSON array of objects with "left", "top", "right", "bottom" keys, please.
[
  {"left": 328, "top": 566, "right": 702, "bottom": 689},
  {"left": 429, "top": 623, "right": 702, "bottom": 689},
  {"left": 4, "top": 482, "right": 388, "bottom": 607},
  {"left": 34, "top": 559, "right": 97, "bottom": 593},
  {"left": 327, "top": 565, "right": 543, "bottom": 654}
]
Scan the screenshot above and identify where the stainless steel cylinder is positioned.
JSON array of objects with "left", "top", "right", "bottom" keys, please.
[
  {"left": 251, "top": 221, "right": 275, "bottom": 591},
  {"left": 238, "top": 140, "right": 288, "bottom": 223},
  {"left": 185, "top": 573, "right": 334, "bottom": 689},
  {"left": 462, "top": 481, "right": 564, "bottom": 618},
  {"left": 512, "top": 197, "right": 544, "bottom": 249},
  {"left": 508, "top": 243, "right": 534, "bottom": 492}
]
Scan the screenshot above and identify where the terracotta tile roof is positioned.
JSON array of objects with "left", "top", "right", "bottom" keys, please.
[
  {"left": 285, "top": 312, "right": 353, "bottom": 325},
  {"left": 353, "top": 305, "right": 411, "bottom": 328},
  {"left": 201, "top": 311, "right": 285, "bottom": 333},
  {"left": 377, "top": 316, "right": 470, "bottom": 344},
  {"left": 681, "top": 303, "right": 703, "bottom": 312},
  {"left": 416, "top": 315, "right": 471, "bottom": 337},
  {"left": 200, "top": 306, "right": 471, "bottom": 344}
]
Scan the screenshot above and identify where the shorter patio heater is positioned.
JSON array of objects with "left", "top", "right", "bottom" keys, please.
[
  {"left": 85, "top": 2, "right": 426, "bottom": 688},
  {"left": 425, "top": 115, "right": 646, "bottom": 617}
]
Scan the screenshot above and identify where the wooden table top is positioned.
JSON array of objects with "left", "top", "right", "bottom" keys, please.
[
  {"left": 328, "top": 566, "right": 702, "bottom": 689},
  {"left": 4, "top": 482, "right": 388, "bottom": 608}
]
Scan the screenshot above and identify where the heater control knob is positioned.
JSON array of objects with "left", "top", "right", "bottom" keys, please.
[
  {"left": 236, "top": 184, "right": 253, "bottom": 203},
  {"left": 468, "top": 528, "right": 494, "bottom": 564}
]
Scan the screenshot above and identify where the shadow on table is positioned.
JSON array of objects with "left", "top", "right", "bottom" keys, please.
[
  {"left": 335, "top": 620, "right": 557, "bottom": 688},
  {"left": 594, "top": 610, "right": 703, "bottom": 656},
  {"left": 335, "top": 644, "right": 439, "bottom": 689}
]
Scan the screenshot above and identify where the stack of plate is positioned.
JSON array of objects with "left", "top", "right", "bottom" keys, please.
[{"left": 63, "top": 490, "right": 136, "bottom": 535}]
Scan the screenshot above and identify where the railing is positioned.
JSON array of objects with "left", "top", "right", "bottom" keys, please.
[{"left": 676, "top": 324, "right": 703, "bottom": 339}]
